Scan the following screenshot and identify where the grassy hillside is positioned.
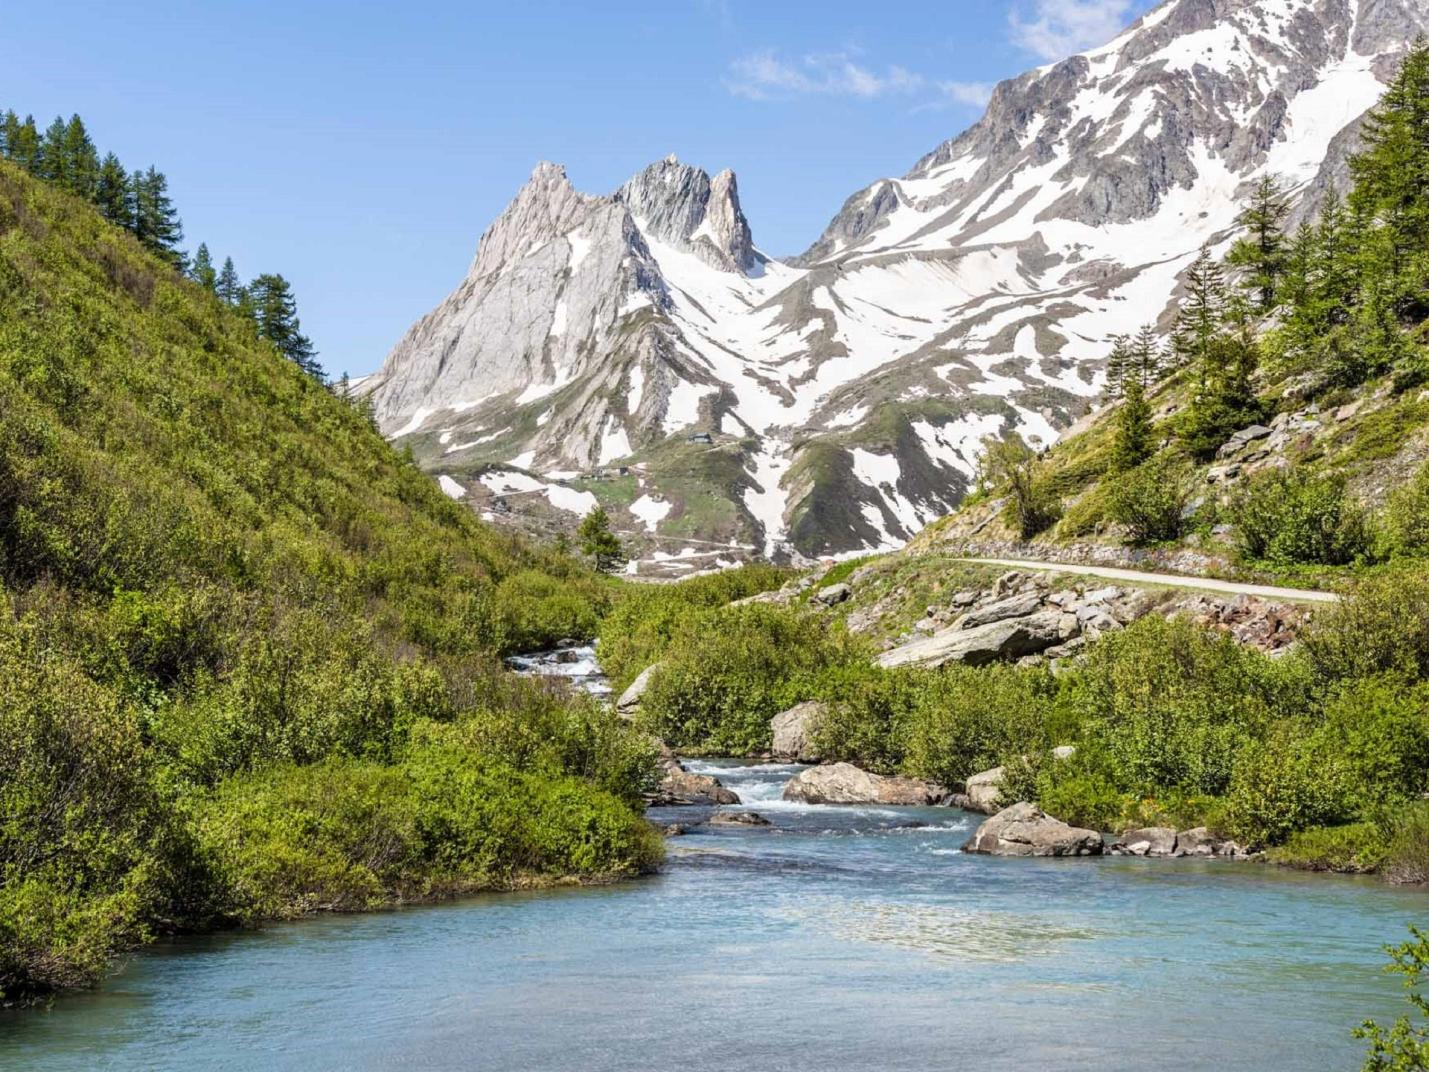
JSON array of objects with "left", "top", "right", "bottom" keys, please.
[{"left": 0, "top": 160, "right": 660, "bottom": 1004}]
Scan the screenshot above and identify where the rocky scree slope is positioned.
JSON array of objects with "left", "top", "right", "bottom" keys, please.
[{"left": 365, "top": 0, "right": 1428, "bottom": 567}]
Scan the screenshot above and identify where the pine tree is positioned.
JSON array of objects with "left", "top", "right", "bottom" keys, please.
[
  {"left": 1226, "top": 175, "right": 1291, "bottom": 313},
  {"left": 1174, "top": 246, "right": 1228, "bottom": 391},
  {"left": 578, "top": 506, "right": 626, "bottom": 573},
  {"left": 1104, "top": 334, "right": 1132, "bottom": 400},
  {"left": 94, "top": 153, "right": 132, "bottom": 228},
  {"left": 1109, "top": 376, "right": 1155, "bottom": 473},
  {"left": 7, "top": 115, "right": 40, "bottom": 172},
  {"left": 36, "top": 115, "right": 68, "bottom": 186},
  {"left": 216, "top": 257, "right": 242, "bottom": 304},
  {"left": 247, "top": 273, "right": 322, "bottom": 378},
  {"left": 191, "top": 243, "right": 218, "bottom": 292},
  {"left": 1130, "top": 324, "right": 1164, "bottom": 386},
  {"left": 0, "top": 110, "right": 17, "bottom": 158},
  {"left": 129, "top": 166, "right": 184, "bottom": 267},
  {"left": 61, "top": 114, "right": 99, "bottom": 199}
]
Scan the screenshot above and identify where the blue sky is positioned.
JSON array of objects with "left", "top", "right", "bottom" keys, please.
[{"left": 3, "top": 0, "right": 1156, "bottom": 376}]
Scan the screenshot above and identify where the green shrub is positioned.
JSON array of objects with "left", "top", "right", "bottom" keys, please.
[
  {"left": 1384, "top": 804, "right": 1429, "bottom": 886},
  {"left": 1313, "top": 677, "right": 1429, "bottom": 807},
  {"left": 1224, "top": 725, "right": 1355, "bottom": 847},
  {"left": 1383, "top": 462, "right": 1429, "bottom": 558},
  {"left": 1231, "top": 469, "right": 1371, "bottom": 566},
  {"left": 1267, "top": 821, "right": 1391, "bottom": 874},
  {"left": 1303, "top": 572, "right": 1429, "bottom": 683},
  {"left": 1104, "top": 456, "right": 1190, "bottom": 544},
  {"left": 637, "top": 603, "right": 862, "bottom": 754},
  {"left": 807, "top": 663, "right": 917, "bottom": 774}
]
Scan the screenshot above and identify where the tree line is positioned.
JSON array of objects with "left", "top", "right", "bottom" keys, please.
[{"left": 0, "top": 109, "right": 321, "bottom": 379}]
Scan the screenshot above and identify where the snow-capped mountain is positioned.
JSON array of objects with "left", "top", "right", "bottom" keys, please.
[{"left": 365, "top": 0, "right": 1429, "bottom": 569}]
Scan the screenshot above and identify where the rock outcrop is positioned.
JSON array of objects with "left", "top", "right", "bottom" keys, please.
[
  {"left": 782, "top": 762, "right": 947, "bottom": 806},
  {"left": 771, "top": 701, "right": 826, "bottom": 763},
  {"left": 616, "top": 664, "right": 660, "bottom": 717},
  {"left": 963, "top": 802, "right": 1104, "bottom": 857},
  {"left": 877, "top": 611, "right": 1066, "bottom": 669},
  {"left": 655, "top": 769, "right": 740, "bottom": 806}
]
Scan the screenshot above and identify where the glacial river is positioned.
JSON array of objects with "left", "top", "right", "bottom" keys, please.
[{"left": 2, "top": 649, "right": 1426, "bottom": 1071}]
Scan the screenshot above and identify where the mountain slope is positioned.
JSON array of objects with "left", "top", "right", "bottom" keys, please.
[
  {"left": 367, "top": 0, "right": 1429, "bottom": 567},
  {"left": 0, "top": 159, "right": 657, "bottom": 1002}
]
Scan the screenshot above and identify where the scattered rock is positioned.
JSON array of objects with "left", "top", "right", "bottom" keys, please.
[
  {"left": 877, "top": 611, "right": 1065, "bottom": 669},
  {"left": 814, "top": 583, "right": 852, "bottom": 606},
  {"left": 1175, "top": 826, "right": 1217, "bottom": 856},
  {"left": 771, "top": 701, "right": 826, "bottom": 763},
  {"left": 659, "top": 823, "right": 688, "bottom": 837},
  {"left": 958, "top": 592, "right": 1044, "bottom": 630},
  {"left": 993, "top": 571, "right": 1025, "bottom": 597},
  {"left": 1119, "top": 826, "right": 1178, "bottom": 857},
  {"left": 782, "top": 762, "right": 947, "bottom": 806},
  {"left": 962, "top": 802, "right": 1104, "bottom": 857},
  {"left": 656, "top": 769, "right": 740, "bottom": 806},
  {"left": 1051, "top": 745, "right": 1076, "bottom": 761},
  {"left": 617, "top": 664, "right": 660, "bottom": 716},
  {"left": 709, "top": 810, "right": 771, "bottom": 827},
  {"left": 951, "top": 590, "right": 979, "bottom": 607},
  {"left": 963, "top": 766, "right": 1006, "bottom": 814}
]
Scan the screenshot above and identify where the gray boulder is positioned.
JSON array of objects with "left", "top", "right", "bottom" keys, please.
[
  {"left": 963, "top": 802, "right": 1104, "bottom": 857},
  {"left": 958, "top": 592, "right": 1044, "bottom": 630},
  {"left": 963, "top": 766, "right": 1006, "bottom": 814},
  {"left": 814, "top": 583, "right": 852, "bottom": 606},
  {"left": 877, "top": 612, "right": 1065, "bottom": 669},
  {"left": 617, "top": 663, "right": 660, "bottom": 716},
  {"left": 771, "top": 701, "right": 826, "bottom": 763},
  {"left": 708, "top": 810, "right": 771, "bottom": 826},
  {"left": 657, "top": 769, "right": 739, "bottom": 806},
  {"left": 1119, "top": 826, "right": 1178, "bottom": 857},
  {"left": 1175, "top": 827, "right": 1216, "bottom": 856},
  {"left": 782, "top": 762, "right": 946, "bottom": 806}
]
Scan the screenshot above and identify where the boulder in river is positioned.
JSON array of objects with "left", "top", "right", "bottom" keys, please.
[
  {"left": 876, "top": 612, "right": 1065, "bottom": 669},
  {"left": 617, "top": 663, "right": 660, "bottom": 717},
  {"left": 656, "top": 769, "right": 740, "bottom": 806},
  {"left": 709, "top": 810, "right": 771, "bottom": 827},
  {"left": 1118, "top": 826, "right": 1178, "bottom": 857},
  {"left": 962, "top": 766, "right": 1006, "bottom": 814},
  {"left": 782, "top": 762, "right": 947, "bottom": 806},
  {"left": 771, "top": 701, "right": 826, "bottom": 763},
  {"left": 962, "top": 802, "right": 1104, "bottom": 857}
]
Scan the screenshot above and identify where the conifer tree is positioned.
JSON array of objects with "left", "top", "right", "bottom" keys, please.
[
  {"left": 94, "top": 153, "right": 132, "bottom": 228},
  {"left": 61, "top": 114, "right": 99, "bottom": 199},
  {"left": 248, "top": 273, "right": 321, "bottom": 378},
  {"left": 216, "top": 257, "right": 242, "bottom": 304},
  {"left": 0, "top": 110, "right": 17, "bottom": 158},
  {"left": 191, "top": 243, "right": 218, "bottom": 291},
  {"left": 1226, "top": 175, "right": 1290, "bottom": 313},
  {"left": 578, "top": 506, "right": 626, "bottom": 573},
  {"left": 1173, "top": 246, "right": 1228, "bottom": 390},
  {"left": 36, "top": 115, "right": 69, "bottom": 186},
  {"left": 6, "top": 114, "right": 40, "bottom": 172},
  {"left": 129, "top": 166, "right": 184, "bottom": 267},
  {"left": 1104, "top": 334, "right": 1132, "bottom": 400},
  {"left": 1109, "top": 376, "right": 1155, "bottom": 473},
  {"left": 1130, "top": 324, "right": 1164, "bottom": 386}
]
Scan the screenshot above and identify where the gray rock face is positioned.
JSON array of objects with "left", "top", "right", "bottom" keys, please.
[
  {"left": 963, "top": 802, "right": 1105, "bottom": 857},
  {"left": 364, "top": 0, "right": 1426, "bottom": 564},
  {"left": 771, "top": 701, "right": 826, "bottom": 763},
  {"left": 958, "top": 592, "right": 1044, "bottom": 630},
  {"left": 782, "top": 762, "right": 946, "bottom": 806},
  {"left": 877, "top": 611, "right": 1065, "bottom": 669}
]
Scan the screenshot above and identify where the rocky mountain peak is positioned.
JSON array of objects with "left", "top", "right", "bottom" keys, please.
[{"left": 616, "top": 155, "right": 757, "bottom": 274}]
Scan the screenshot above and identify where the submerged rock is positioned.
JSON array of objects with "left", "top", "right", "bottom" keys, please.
[
  {"left": 771, "top": 701, "right": 826, "bottom": 763},
  {"left": 709, "top": 810, "right": 771, "bottom": 826},
  {"left": 963, "top": 802, "right": 1104, "bottom": 857},
  {"left": 783, "top": 762, "right": 946, "bottom": 806}
]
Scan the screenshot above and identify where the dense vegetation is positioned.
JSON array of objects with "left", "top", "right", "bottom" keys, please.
[{"left": 0, "top": 158, "right": 660, "bottom": 1004}]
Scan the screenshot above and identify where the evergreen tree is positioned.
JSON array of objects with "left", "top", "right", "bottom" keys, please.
[
  {"left": 191, "top": 243, "right": 218, "bottom": 292},
  {"left": 1130, "top": 324, "right": 1164, "bottom": 386},
  {"left": 248, "top": 273, "right": 322, "bottom": 378},
  {"left": 61, "top": 114, "right": 99, "bottom": 199},
  {"left": 1226, "top": 175, "right": 1291, "bottom": 313},
  {"left": 36, "top": 115, "right": 69, "bottom": 186},
  {"left": 7, "top": 114, "right": 40, "bottom": 172},
  {"left": 1109, "top": 376, "right": 1155, "bottom": 473},
  {"left": 1173, "top": 246, "right": 1228, "bottom": 390},
  {"left": 1104, "top": 334, "right": 1132, "bottom": 400},
  {"left": 216, "top": 256, "right": 242, "bottom": 304},
  {"left": 0, "top": 110, "right": 17, "bottom": 158},
  {"left": 129, "top": 166, "right": 184, "bottom": 267},
  {"left": 94, "top": 153, "right": 132, "bottom": 228},
  {"left": 578, "top": 506, "right": 626, "bottom": 573}
]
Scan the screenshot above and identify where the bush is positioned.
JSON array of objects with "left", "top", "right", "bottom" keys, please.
[
  {"left": 1231, "top": 469, "right": 1371, "bottom": 566},
  {"left": 1303, "top": 572, "right": 1429, "bottom": 683},
  {"left": 1385, "top": 804, "right": 1429, "bottom": 886},
  {"left": 1383, "top": 461, "right": 1429, "bottom": 558},
  {"left": 1224, "top": 725, "right": 1355, "bottom": 847},
  {"left": 1104, "top": 457, "right": 1190, "bottom": 544},
  {"left": 1267, "top": 821, "right": 1391, "bottom": 874},
  {"left": 807, "top": 664, "right": 918, "bottom": 774},
  {"left": 637, "top": 603, "right": 863, "bottom": 754}
]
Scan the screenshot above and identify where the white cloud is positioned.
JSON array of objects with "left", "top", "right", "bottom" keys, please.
[
  {"left": 726, "top": 51, "right": 927, "bottom": 101},
  {"left": 939, "top": 81, "right": 995, "bottom": 107},
  {"left": 1009, "top": 0, "right": 1134, "bottom": 61}
]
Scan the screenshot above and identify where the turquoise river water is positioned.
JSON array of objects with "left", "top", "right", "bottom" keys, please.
[{"left": 2, "top": 650, "right": 1427, "bottom": 1070}]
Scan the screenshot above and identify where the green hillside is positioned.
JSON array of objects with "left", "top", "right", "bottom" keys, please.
[{"left": 0, "top": 159, "right": 659, "bottom": 1004}]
